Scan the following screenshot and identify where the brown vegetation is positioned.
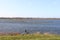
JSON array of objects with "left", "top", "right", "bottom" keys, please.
[{"left": 0, "top": 32, "right": 20, "bottom": 36}]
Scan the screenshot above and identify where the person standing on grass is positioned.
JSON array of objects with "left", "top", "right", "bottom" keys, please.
[{"left": 25, "top": 29, "right": 29, "bottom": 34}]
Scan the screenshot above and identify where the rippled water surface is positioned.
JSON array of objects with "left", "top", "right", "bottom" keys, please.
[{"left": 0, "top": 19, "right": 60, "bottom": 34}]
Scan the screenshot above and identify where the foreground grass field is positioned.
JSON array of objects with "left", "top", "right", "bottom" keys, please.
[{"left": 0, "top": 34, "right": 60, "bottom": 40}]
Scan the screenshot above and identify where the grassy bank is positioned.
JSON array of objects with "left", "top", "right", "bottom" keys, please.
[{"left": 0, "top": 34, "right": 60, "bottom": 40}]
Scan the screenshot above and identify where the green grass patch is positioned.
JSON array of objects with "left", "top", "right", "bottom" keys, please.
[{"left": 0, "top": 34, "right": 60, "bottom": 40}]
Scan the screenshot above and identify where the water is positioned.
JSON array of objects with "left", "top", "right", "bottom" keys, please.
[{"left": 0, "top": 19, "right": 60, "bottom": 34}]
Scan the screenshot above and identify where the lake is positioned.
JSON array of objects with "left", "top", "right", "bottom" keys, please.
[{"left": 0, "top": 19, "right": 60, "bottom": 34}]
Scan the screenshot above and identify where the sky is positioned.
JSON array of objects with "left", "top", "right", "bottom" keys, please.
[{"left": 0, "top": 0, "right": 60, "bottom": 18}]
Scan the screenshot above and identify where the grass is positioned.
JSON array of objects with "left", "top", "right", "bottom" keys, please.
[{"left": 0, "top": 34, "right": 60, "bottom": 40}]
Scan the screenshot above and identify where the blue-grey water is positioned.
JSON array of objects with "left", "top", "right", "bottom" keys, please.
[{"left": 0, "top": 19, "right": 60, "bottom": 34}]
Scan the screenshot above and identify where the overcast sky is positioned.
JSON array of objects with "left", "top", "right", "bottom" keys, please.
[{"left": 0, "top": 0, "right": 60, "bottom": 18}]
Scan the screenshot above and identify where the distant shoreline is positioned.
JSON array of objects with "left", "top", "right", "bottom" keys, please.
[{"left": 0, "top": 17, "right": 60, "bottom": 20}]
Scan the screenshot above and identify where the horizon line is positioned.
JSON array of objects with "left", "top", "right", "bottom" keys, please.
[{"left": 0, "top": 17, "right": 60, "bottom": 18}]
